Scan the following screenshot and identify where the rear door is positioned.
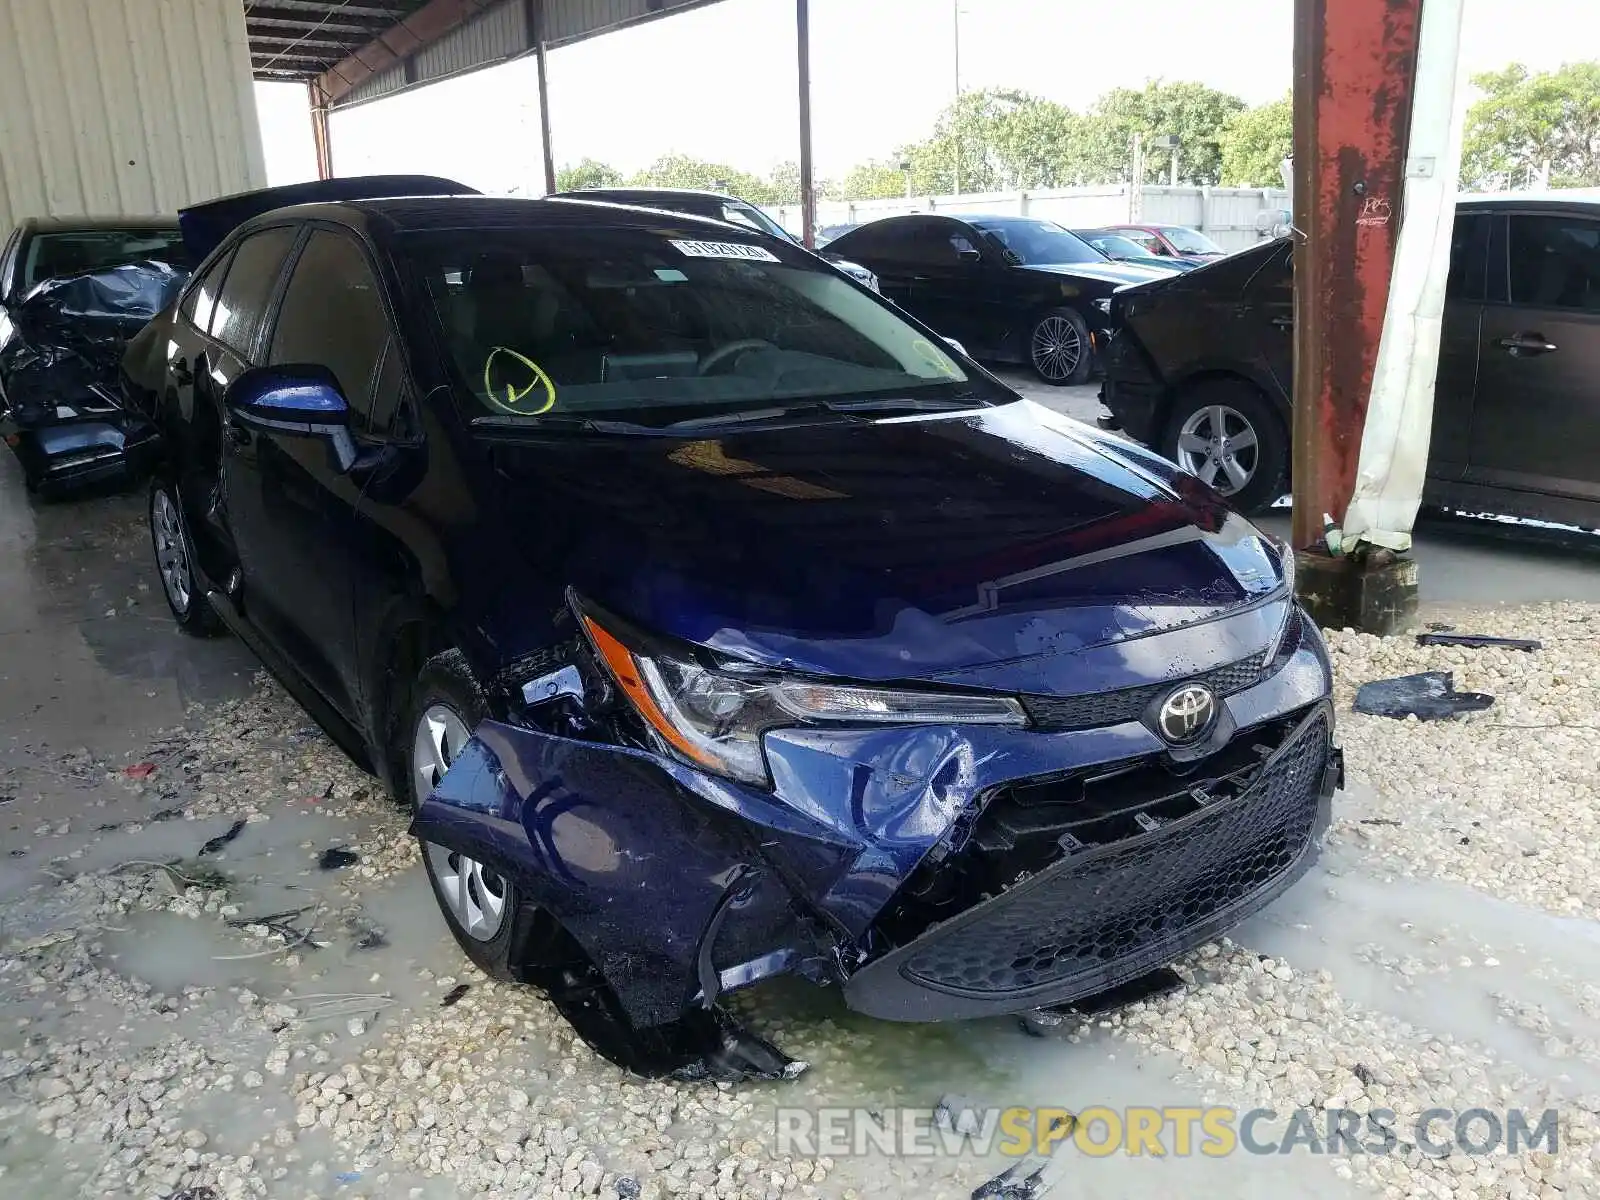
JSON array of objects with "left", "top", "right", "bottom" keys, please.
[{"left": 1466, "top": 209, "right": 1600, "bottom": 502}]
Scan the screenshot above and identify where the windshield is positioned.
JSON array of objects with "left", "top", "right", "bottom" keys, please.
[
  {"left": 713, "top": 201, "right": 794, "bottom": 242},
  {"left": 1079, "top": 233, "right": 1149, "bottom": 259},
  {"left": 1160, "top": 227, "right": 1223, "bottom": 255},
  {"left": 406, "top": 228, "right": 1006, "bottom": 424},
  {"left": 970, "top": 219, "right": 1102, "bottom": 265},
  {"left": 22, "top": 229, "right": 187, "bottom": 291}
]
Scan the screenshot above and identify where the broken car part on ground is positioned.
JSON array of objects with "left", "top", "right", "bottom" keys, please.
[{"left": 127, "top": 177, "right": 1343, "bottom": 1078}]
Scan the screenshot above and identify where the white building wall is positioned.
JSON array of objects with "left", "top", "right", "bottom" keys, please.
[{"left": 0, "top": 0, "right": 266, "bottom": 233}]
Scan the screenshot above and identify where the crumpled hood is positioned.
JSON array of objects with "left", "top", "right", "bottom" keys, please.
[{"left": 482, "top": 401, "right": 1286, "bottom": 687}]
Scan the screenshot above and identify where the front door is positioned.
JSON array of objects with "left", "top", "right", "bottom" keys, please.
[
  {"left": 1466, "top": 210, "right": 1600, "bottom": 503},
  {"left": 237, "top": 227, "right": 397, "bottom": 720}
]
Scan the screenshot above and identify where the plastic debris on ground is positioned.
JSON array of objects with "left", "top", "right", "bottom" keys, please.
[
  {"left": 318, "top": 847, "right": 359, "bottom": 870},
  {"left": 1352, "top": 670, "right": 1494, "bottom": 720},
  {"left": 1414, "top": 632, "right": 1542, "bottom": 652},
  {"left": 197, "top": 818, "right": 247, "bottom": 856}
]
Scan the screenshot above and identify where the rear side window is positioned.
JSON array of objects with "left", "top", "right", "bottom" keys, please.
[
  {"left": 211, "top": 227, "right": 298, "bottom": 356},
  {"left": 1447, "top": 213, "right": 1489, "bottom": 302},
  {"left": 1508, "top": 215, "right": 1600, "bottom": 312},
  {"left": 269, "top": 230, "right": 391, "bottom": 419},
  {"left": 181, "top": 249, "right": 233, "bottom": 334}
]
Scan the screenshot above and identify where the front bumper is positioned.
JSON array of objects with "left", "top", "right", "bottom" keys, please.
[
  {"left": 843, "top": 702, "right": 1339, "bottom": 1021},
  {"left": 1099, "top": 334, "right": 1165, "bottom": 444},
  {"left": 416, "top": 608, "right": 1336, "bottom": 1032}
]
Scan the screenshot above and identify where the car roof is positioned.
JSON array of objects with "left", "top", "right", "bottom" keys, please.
[
  {"left": 231, "top": 195, "right": 761, "bottom": 239},
  {"left": 1455, "top": 192, "right": 1600, "bottom": 214},
  {"left": 16, "top": 215, "right": 180, "bottom": 234}
]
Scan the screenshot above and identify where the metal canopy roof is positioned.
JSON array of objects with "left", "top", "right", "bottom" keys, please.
[
  {"left": 245, "top": 0, "right": 729, "bottom": 108},
  {"left": 246, "top": 0, "right": 434, "bottom": 81}
]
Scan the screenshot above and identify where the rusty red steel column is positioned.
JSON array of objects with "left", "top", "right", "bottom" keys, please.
[{"left": 1290, "top": 0, "right": 1424, "bottom": 554}]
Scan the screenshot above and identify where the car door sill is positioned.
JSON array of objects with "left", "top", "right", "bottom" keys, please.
[{"left": 202, "top": 586, "right": 377, "bottom": 775}]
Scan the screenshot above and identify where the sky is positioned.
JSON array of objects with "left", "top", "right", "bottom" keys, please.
[{"left": 255, "top": 0, "right": 1600, "bottom": 194}]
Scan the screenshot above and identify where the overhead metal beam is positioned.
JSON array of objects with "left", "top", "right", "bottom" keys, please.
[
  {"left": 313, "top": 0, "right": 489, "bottom": 104},
  {"left": 252, "top": 0, "right": 416, "bottom": 17},
  {"left": 245, "top": 9, "right": 394, "bottom": 36}
]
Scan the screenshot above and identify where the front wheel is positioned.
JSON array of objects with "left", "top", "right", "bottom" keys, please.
[
  {"left": 1028, "top": 307, "right": 1093, "bottom": 386},
  {"left": 149, "top": 478, "right": 221, "bottom": 635},
  {"left": 401, "top": 650, "right": 534, "bottom": 981},
  {"left": 1160, "top": 381, "right": 1288, "bottom": 514}
]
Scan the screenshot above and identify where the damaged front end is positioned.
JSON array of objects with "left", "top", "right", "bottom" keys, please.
[
  {"left": 0, "top": 260, "right": 183, "bottom": 491},
  {"left": 411, "top": 594, "right": 1339, "bottom": 1078}
]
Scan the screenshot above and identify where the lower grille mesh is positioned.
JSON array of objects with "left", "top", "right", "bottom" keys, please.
[{"left": 903, "top": 711, "right": 1329, "bottom": 995}]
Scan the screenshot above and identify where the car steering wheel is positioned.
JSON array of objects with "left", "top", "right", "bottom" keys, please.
[{"left": 698, "top": 338, "right": 775, "bottom": 376}]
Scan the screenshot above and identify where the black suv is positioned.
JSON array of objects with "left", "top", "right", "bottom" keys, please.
[{"left": 1102, "top": 196, "right": 1600, "bottom": 522}]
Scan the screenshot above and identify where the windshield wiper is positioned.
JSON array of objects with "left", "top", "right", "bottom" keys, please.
[
  {"left": 471, "top": 413, "right": 657, "bottom": 435},
  {"left": 659, "top": 396, "right": 992, "bottom": 433},
  {"left": 822, "top": 397, "right": 989, "bottom": 415}
]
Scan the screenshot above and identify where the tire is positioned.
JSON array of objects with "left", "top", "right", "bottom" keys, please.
[
  {"left": 1028, "top": 307, "right": 1093, "bottom": 386},
  {"left": 399, "top": 649, "right": 532, "bottom": 981},
  {"left": 1160, "top": 380, "right": 1288, "bottom": 515},
  {"left": 149, "top": 477, "right": 222, "bottom": 636}
]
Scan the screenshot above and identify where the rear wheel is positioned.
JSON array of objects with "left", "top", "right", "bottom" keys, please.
[
  {"left": 149, "top": 478, "right": 221, "bottom": 635},
  {"left": 1028, "top": 307, "right": 1093, "bottom": 386},
  {"left": 1161, "top": 380, "right": 1287, "bottom": 514}
]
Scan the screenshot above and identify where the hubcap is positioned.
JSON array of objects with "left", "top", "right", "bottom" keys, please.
[
  {"left": 152, "top": 488, "right": 192, "bottom": 613},
  {"left": 413, "top": 704, "right": 507, "bottom": 942},
  {"left": 1175, "top": 404, "right": 1259, "bottom": 496},
  {"left": 1031, "top": 315, "right": 1083, "bottom": 383}
]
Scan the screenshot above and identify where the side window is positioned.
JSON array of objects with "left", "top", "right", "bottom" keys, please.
[
  {"left": 368, "top": 336, "right": 414, "bottom": 437},
  {"left": 269, "top": 230, "right": 391, "bottom": 423},
  {"left": 900, "top": 220, "right": 967, "bottom": 265},
  {"left": 211, "top": 227, "right": 298, "bottom": 355},
  {"left": 181, "top": 249, "right": 234, "bottom": 334},
  {"left": 1508, "top": 215, "right": 1600, "bottom": 313},
  {"left": 838, "top": 223, "right": 911, "bottom": 263},
  {"left": 1446, "top": 213, "right": 1489, "bottom": 302}
]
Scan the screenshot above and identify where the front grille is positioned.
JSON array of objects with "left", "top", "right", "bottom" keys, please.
[
  {"left": 901, "top": 709, "right": 1329, "bottom": 996},
  {"left": 1020, "top": 651, "right": 1266, "bottom": 732}
]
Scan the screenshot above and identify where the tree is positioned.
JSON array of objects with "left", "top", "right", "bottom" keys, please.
[
  {"left": 1076, "top": 80, "right": 1248, "bottom": 186},
  {"left": 554, "top": 158, "right": 622, "bottom": 191},
  {"left": 1219, "top": 94, "right": 1293, "bottom": 187},
  {"left": 1461, "top": 62, "right": 1600, "bottom": 190},
  {"left": 627, "top": 154, "right": 777, "bottom": 203},
  {"left": 840, "top": 158, "right": 911, "bottom": 200}
]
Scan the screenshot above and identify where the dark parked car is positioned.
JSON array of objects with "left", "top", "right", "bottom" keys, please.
[
  {"left": 1102, "top": 197, "right": 1600, "bottom": 523},
  {"left": 549, "top": 187, "right": 879, "bottom": 292},
  {"left": 1074, "top": 229, "right": 1194, "bottom": 273},
  {"left": 131, "top": 180, "right": 1340, "bottom": 1077},
  {"left": 1103, "top": 223, "right": 1227, "bottom": 268},
  {"left": 0, "top": 217, "right": 188, "bottom": 492},
  {"left": 824, "top": 215, "right": 1168, "bottom": 385}
]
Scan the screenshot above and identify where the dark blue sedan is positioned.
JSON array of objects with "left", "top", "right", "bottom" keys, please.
[{"left": 127, "top": 178, "right": 1339, "bottom": 1079}]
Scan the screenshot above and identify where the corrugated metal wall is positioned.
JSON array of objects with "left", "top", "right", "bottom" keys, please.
[
  {"left": 334, "top": 0, "right": 726, "bottom": 110},
  {"left": 0, "top": 0, "right": 267, "bottom": 234}
]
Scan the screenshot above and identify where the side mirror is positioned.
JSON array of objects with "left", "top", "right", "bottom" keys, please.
[
  {"left": 956, "top": 247, "right": 983, "bottom": 265},
  {"left": 227, "top": 365, "right": 349, "bottom": 428},
  {"left": 226, "top": 366, "right": 364, "bottom": 473}
]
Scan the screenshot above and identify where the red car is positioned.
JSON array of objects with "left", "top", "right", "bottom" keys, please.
[{"left": 1103, "top": 224, "right": 1226, "bottom": 268}]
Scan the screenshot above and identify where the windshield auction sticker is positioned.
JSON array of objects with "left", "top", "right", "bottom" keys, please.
[{"left": 669, "top": 239, "right": 781, "bottom": 262}]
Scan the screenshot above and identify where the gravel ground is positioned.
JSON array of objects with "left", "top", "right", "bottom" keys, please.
[{"left": 3, "top": 599, "right": 1600, "bottom": 1198}]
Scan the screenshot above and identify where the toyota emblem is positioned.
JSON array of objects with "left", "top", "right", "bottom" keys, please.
[{"left": 1157, "top": 684, "right": 1216, "bottom": 744}]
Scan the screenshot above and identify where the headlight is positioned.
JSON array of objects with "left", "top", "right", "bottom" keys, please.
[{"left": 578, "top": 607, "right": 1025, "bottom": 785}]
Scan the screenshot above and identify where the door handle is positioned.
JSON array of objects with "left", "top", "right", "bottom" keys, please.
[
  {"left": 171, "top": 356, "right": 194, "bottom": 386},
  {"left": 1271, "top": 316, "right": 1294, "bottom": 330},
  {"left": 1497, "top": 334, "right": 1557, "bottom": 356}
]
